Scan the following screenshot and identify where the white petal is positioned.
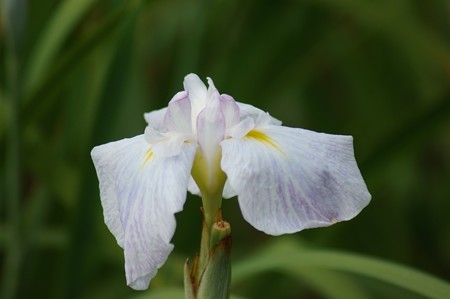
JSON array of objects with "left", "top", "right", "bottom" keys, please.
[
  {"left": 184, "top": 74, "right": 207, "bottom": 128},
  {"left": 255, "top": 111, "right": 281, "bottom": 127},
  {"left": 187, "top": 176, "right": 201, "bottom": 196},
  {"left": 196, "top": 92, "right": 225, "bottom": 163},
  {"left": 151, "top": 132, "right": 193, "bottom": 157},
  {"left": 145, "top": 129, "right": 193, "bottom": 158},
  {"left": 226, "top": 117, "right": 254, "bottom": 139},
  {"left": 91, "top": 135, "right": 196, "bottom": 289},
  {"left": 144, "top": 124, "right": 166, "bottom": 145},
  {"left": 146, "top": 92, "right": 194, "bottom": 158},
  {"left": 184, "top": 73, "right": 207, "bottom": 103},
  {"left": 144, "top": 107, "right": 167, "bottom": 131},
  {"left": 207, "top": 77, "right": 218, "bottom": 98},
  {"left": 163, "top": 91, "right": 192, "bottom": 135},
  {"left": 220, "top": 94, "right": 240, "bottom": 129},
  {"left": 237, "top": 102, "right": 282, "bottom": 126},
  {"left": 223, "top": 180, "right": 237, "bottom": 199},
  {"left": 221, "top": 125, "right": 371, "bottom": 235}
]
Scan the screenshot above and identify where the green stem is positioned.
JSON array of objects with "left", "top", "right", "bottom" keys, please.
[{"left": 201, "top": 192, "right": 223, "bottom": 233}]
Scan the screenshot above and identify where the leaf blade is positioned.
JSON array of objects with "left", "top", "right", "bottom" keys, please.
[{"left": 233, "top": 239, "right": 450, "bottom": 298}]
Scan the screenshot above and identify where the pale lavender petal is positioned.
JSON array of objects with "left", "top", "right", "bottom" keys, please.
[
  {"left": 163, "top": 91, "right": 192, "bottom": 134},
  {"left": 184, "top": 73, "right": 207, "bottom": 102},
  {"left": 184, "top": 74, "right": 208, "bottom": 128},
  {"left": 220, "top": 94, "right": 240, "bottom": 129},
  {"left": 221, "top": 125, "right": 371, "bottom": 235},
  {"left": 91, "top": 136, "right": 196, "bottom": 289},
  {"left": 207, "top": 77, "right": 219, "bottom": 98},
  {"left": 196, "top": 92, "right": 225, "bottom": 163}
]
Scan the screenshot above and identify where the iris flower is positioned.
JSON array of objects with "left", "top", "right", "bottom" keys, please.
[{"left": 91, "top": 74, "right": 371, "bottom": 290}]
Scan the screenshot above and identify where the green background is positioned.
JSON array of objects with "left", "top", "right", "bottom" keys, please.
[{"left": 1, "top": 0, "right": 450, "bottom": 298}]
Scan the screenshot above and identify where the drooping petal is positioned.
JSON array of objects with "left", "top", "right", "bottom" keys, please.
[
  {"left": 91, "top": 135, "right": 196, "bottom": 289},
  {"left": 221, "top": 125, "right": 371, "bottom": 235},
  {"left": 223, "top": 180, "right": 237, "bottom": 199},
  {"left": 187, "top": 176, "right": 201, "bottom": 196}
]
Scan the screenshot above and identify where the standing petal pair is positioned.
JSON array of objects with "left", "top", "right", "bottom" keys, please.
[{"left": 91, "top": 73, "right": 371, "bottom": 290}]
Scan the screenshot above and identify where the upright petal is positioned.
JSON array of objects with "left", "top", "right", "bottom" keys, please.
[
  {"left": 184, "top": 73, "right": 208, "bottom": 130},
  {"left": 206, "top": 77, "right": 219, "bottom": 98},
  {"left": 192, "top": 91, "right": 227, "bottom": 196},
  {"left": 91, "top": 135, "right": 196, "bottom": 289},
  {"left": 221, "top": 125, "right": 371, "bottom": 235},
  {"left": 144, "top": 91, "right": 188, "bottom": 132},
  {"left": 184, "top": 73, "right": 207, "bottom": 103},
  {"left": 220, "top": 94, "right": 240, "bottom": 129},
  {"left": 196, "top": 92, "right": 225, "bottom": 164},
  {"left": 163, "top": 91, "right": 192, "bottom": 135}
]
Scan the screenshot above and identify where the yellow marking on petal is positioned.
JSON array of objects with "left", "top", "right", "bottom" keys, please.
[
  {"left": 246, "top": 130, "right": 285, "bottom": 155},
  {"left": 144, "top": 149, "right": 154, "bottom": 165}
]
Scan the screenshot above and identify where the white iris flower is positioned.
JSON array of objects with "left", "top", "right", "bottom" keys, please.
[{"left": 91, "top": 74, "right": 371, "bottom": 290}]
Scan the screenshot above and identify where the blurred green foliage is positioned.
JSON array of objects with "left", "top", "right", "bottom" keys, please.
[{"left": 1, "top": 0, "right": 450, "bottom": 298}]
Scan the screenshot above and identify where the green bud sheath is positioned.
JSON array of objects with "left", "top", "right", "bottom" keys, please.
[
  {"left": 197, "top": 221, "right": 231, "bottom": 299},
  {"left": 184, "top": 259, "right": 196, "bottom": 299},
  {"left": 184, "top": 211, "right": 232, "bottom": 299}
]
